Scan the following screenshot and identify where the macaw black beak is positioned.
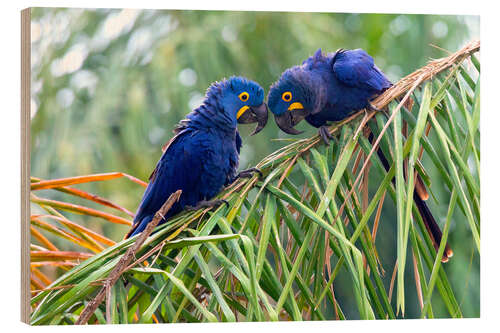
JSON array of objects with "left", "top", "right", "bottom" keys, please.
[
  {"left": 273, "top": 108, "right": 308, "bottom": 135},
  {"left": 237, "top": 103, "right": 269, "bottom": 135}
]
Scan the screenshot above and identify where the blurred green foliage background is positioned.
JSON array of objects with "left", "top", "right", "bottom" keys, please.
[{"left": 30, "top": 8, "right": 479, "bottom": 318}]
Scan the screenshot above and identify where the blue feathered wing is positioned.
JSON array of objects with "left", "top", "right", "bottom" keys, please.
[
  {"left": 126, "top": 128, "right": 242, "bottom": 238},
  {"left": 125, "top": 128, "right": 204, "bottom": 238},
  {"left": 332, "top": 49, "right": 392, "bottom": 92}
]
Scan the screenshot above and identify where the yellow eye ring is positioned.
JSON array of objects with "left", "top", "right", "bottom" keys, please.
[
  {"left": 239, "top": 92, "right": 249, "bottom": 102},
  {"left": 282, "top": 91, "right": 292, "bottom": 102}
]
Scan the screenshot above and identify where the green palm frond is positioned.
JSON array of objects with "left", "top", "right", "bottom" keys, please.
[{"left": 29, "top": 41, "right": 480, "bottom": 324}]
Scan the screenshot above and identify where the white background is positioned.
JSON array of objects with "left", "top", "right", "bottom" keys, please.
[{"left": 0, "top": 0, "right": 497, "bottom": 331}]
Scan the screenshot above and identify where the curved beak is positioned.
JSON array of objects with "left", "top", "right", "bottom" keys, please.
[
  {"left": 237, "top": 103, "right": 269, "bottom": 135},
  {"left": 273, "top": 107, "right": 309, "bottom": 135}
]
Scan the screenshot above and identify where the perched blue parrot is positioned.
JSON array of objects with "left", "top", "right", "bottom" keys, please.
[
  {"left": 268, "top": 48, "right": 392, "bottom": 143},
  {"left": 125, "top": 77, "right": 268, "bottom": 238},
  {"left": 267, "top": 48, "right": 452, "bottom": 262}
]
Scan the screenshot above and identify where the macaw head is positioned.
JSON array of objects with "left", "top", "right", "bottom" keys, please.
[
  {"left": 267, "top": 67, "right": 323, "bottom": 135},
  {"left": 216, "top": 76, "right": 268, "bottom": 135}
]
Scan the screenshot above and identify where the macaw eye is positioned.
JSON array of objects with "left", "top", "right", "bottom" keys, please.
[
  {"left": 239, "top": 92, "right": 249, "bottom": 102},
  {"left": 282, "top": 91, "right": 292, "bottom": 102}
]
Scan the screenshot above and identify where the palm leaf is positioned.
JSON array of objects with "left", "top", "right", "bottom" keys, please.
[{"left": 29, "top": 40, "right": 480, "bottom": 323}]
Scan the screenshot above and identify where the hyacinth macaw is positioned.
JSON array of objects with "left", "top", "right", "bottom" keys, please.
[
  {"left": 125, "top": 76, "right": 268, "bottom": 238},
  {"left": 267, "top": 48, "right": 452, "bottom": 262},
  {"left": 268, "top": 48, "right": 392, "bottom": 143}
]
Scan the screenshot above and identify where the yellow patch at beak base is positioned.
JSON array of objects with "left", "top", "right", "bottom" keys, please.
[
  {"left": 288, "top": 102, "right": 304, "bottom": 111},
  {"left": 236, "top": 105, "right": 250, "bottom": 119}
]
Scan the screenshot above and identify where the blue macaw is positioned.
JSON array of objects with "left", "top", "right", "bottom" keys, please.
[
  {"left": 126, "top": 77, "right": 268, "bottom": 238},
  {"left": 268, "top": 48, "right": 392, "bottom": 143},
  {"left": 267, "top": 48, "right": 452, "bottom": 262}
]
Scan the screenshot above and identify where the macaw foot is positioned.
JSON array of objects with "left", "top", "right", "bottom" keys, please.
[
  {"left": 318, "top": 125, "right": 333, "bottom": 145},
  {"left": 236, "top": 167, "right": 262, "bottom": 179},
  {"left": 185, "top": 199, "right": 228, "bottom": 211}
]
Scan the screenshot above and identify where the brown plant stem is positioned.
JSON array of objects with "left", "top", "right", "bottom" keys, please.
[{"left": 75, "top": 190, "right": 182, "bottom": 325}]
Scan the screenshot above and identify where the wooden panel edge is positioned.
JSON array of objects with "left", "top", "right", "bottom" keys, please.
[{"left": 20, "top": 7, "right": 31, "bottom": 325}]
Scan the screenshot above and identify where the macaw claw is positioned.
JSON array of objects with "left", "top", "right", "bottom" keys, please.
[
  {"left": 237, "top": 167, "right": 262, "bottom": 179},
  {"left": 185, "top": 199, "right": 228, "bottom": 211},
  {"left": 318, "top": 126, "right": 333, "bottom": 145}
]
